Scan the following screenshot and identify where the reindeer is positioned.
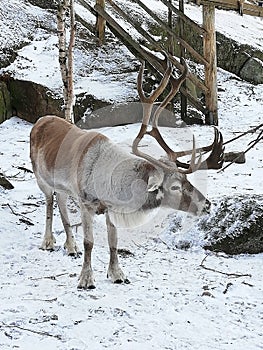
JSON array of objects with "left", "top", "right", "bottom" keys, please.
[{"left": 30, "top": 57, "right": 224, "bottom": 289}]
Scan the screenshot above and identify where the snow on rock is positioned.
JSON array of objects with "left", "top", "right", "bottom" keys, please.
[
  {"left": 161, "top": 195, "right": 263, "bottom": 255},
  {"left": 202, "top": 195, "right": 263, "bottom": 254}
]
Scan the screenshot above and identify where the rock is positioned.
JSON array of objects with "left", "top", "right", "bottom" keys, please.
[
  {"left": 200, "top": 195, "right": 263, "bottom": 255},
  {"left": 27, "top": 0, "right": 58, "bottom": 10},
  {"left": 0, "top": 80, "right": 12, "bottom": 123},
  {"left": 240, "top": 57, "right": 263, "bottom": 85},
  {"left": 7, "top": 78, "right": 63, "bottom": 123},
  {"left": 0, "top": 173, "right": 14, "bottom": 190},
  {"left": 224, "top": 151, "right": 246, "bottom": 164}
]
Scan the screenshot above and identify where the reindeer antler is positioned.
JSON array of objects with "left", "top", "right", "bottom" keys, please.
[{"left": 132, "top": 55, "right": 224, "bottom": 173}]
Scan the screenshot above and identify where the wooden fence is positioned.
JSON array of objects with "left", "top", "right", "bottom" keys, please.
[{"left": 77, "top": 0, "right": 263, "bottom": 125}]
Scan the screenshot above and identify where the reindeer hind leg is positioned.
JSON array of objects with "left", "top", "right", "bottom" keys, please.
[
  {"left": 40, "top": 190, "right": 56, "bottom": 251},
  {"left": 56, "top": 192, "right": 81, "bottom": 256}
]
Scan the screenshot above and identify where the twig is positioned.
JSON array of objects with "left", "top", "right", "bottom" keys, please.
[
  {"left": 158, "top": 238, "right": 171, "bottom": 249},
  {"left": 200, "top": 255, "right": 252, "bottom": 278},
  {"left": 223, "top": 282, "right": 233, "bottom": 294},
  {"left": 22, "top": 297, "right": 58, "bottom": 303},
  {"left": 0, "top": 322, "right": 62, "bottom": 340},
  {"left": 218, "top": 134, "right": 263, "bottom": 173},
  {"left": 19, "top": 218, "right": 34, "bottom": 226},
  {"left": 223, "top": 123, "right": 263, "bottom": 146},
  {"left": 5, "top": 203, "right": 34, "bottom": 226},
  {"left": 29, "top": 272, "right": 70, "bottom": 281},
  {"left": 248, "top": 129, "right": 263, "bottom": 146},
  {"left": 22, "top": 202, "right": 40, "bottom": 207},
  {"left": 131, "top": 240, "right": 143, "bottom": 248},
  {"left": 71, "top": 222, "right": 82, "bottom": 232},
  {"left": 17, "top": 166, "right": 33, "bottom": 173}
]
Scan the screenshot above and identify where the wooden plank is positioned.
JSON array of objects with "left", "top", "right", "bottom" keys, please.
[
  {"left": 203, "top": 4, "right": 218, "bottom": 125},
  {"left": 159, "top": 0, "right": 207, "bottom": 35},
  {"left": 195, "top": 0, "right": 263, "bottom": 16},
  {"left": 78, "top": 0, "right": 97, "bottom": 16},
  {"left": 179, "top": 0, "right": 188, "bottom": 121},
  {"left": 180, "top": 86, "right": 207, "bottom": 114}
]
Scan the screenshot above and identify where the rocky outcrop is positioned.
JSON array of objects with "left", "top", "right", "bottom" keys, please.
[
  {"left": 0, "top": 80, "right": 12, "bottom": 124},
  {"left": 27, "top": 0, "right": 57, "bottom": 10},
  {"left": 200, "top": 195, "right": 263, "bottom": 255},
  {"left": 216, "top": 32, "right": 263, "bottom": 85},
  {"left": 6, "top": 78, "right": 63, "bottom": 123}
]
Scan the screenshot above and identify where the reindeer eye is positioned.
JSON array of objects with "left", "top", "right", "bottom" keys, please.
[{"left": 171, "top": 185, "right": 180, "bottom": 191}]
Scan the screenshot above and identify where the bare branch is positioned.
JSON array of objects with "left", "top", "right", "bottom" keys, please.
[
  {"left": 200, "top": 255, "right": 252, "bottom": 278},
  {"left": 0, "top": 323, "right": 62, "bottom": 340}
]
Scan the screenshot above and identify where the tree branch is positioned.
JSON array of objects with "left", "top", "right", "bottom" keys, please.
[
  {"left": 200, "top": 255, "right": 252, "bottom": 278},
  {"left": 0, "top": 322, "right": 62, "bottom": 340}
]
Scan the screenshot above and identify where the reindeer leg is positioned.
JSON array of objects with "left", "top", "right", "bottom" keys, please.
[
  {"left": 56, "top": 192, "right": 80, "bottom": 256},
  {"left": 40, "top": 192, "right": 56, "bottom": 251},
  {"left": 106, "top": 213, "right": 130, "bottom": 284},
  {"left": 78, "top": 204, "right": 95, "bottom": 289}
]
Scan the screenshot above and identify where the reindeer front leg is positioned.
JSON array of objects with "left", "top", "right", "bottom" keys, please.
[
  {"left": 78, "top": 204, "right": 95, "bottom": 289},
  {"left": 106, "top": 213, "right": 130, "bottom": 284}
]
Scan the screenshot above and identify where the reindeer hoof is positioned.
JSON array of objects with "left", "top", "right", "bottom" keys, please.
[
  {"left": 68, "top": 251, "right": 82, "bottom": 259},
  {"left": 114, "top": 279, "right": 123, "bottom": 284},
  {"left": 114, "top": 278, "right": 130, "bottom": 284},
  {"left": 40, "top": 237, "right": 56, "bottom": 251},
  {"left": 77, "top": 284, "right": 96, "bottom": 290}
]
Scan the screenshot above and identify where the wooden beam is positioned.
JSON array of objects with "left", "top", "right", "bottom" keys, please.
[
  {"left": 179, "top": 0, "right": 188, "bottom": 122},
  {"left": 194, "top": 0, "right": 263, "bottom": 17},
  {"left": 180, "top": 86, "right": 207, "bottom": 114},
  {"left": 203, "top": 4, "right": 218, "bottom": 125},
  {"left": 95, "top": 0, "right": 106, "bottom": 44}
]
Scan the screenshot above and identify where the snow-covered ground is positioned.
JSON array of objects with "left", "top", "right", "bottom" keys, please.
[{"left": 0, "top": 1, "right": 263, "bottom": 349}]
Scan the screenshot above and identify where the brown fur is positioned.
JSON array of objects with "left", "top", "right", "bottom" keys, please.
[{"left": 30, "top": 116, "right": 108, "bottom": 172}]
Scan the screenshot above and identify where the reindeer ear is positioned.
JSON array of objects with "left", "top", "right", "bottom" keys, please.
[{"left": 147, "top": 174, "right": 163, "bottom": 192}]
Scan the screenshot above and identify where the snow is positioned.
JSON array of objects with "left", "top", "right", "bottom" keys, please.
[{"left": 0, "top": 1, "right": 263, "bottom": 349}]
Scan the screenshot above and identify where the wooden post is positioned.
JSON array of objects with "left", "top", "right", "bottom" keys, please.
[
  {"left": 96, "top": 0, "right": 106, "bottom": 44},
  {"left": 167, "top": 0, "right": 174, "bottom": 54},
  {"left": 203, "top": 4, "right": 218, "bottom": 125},
  {"left": 179, "top": 0, "right": 188, "bottom": 123}
]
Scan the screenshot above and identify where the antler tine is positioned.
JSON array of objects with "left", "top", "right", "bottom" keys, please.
[
  {"left": 177, "top": 135, "right": 202, "bottom": 174},
  {"left": 137, "top": 58, "right": 173, "bottom": 104},
  {"left": 137, "top": 58, "right": 173, "bottom": 126},
  {"left": 177, "top": 127, "right": 225, "bottom": 171},
  {"left": 198, "top": 127, "right": 225, "bottom": 170},
  {"left": 152, "top": 58, "right": 189, "bottom": 130}
]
